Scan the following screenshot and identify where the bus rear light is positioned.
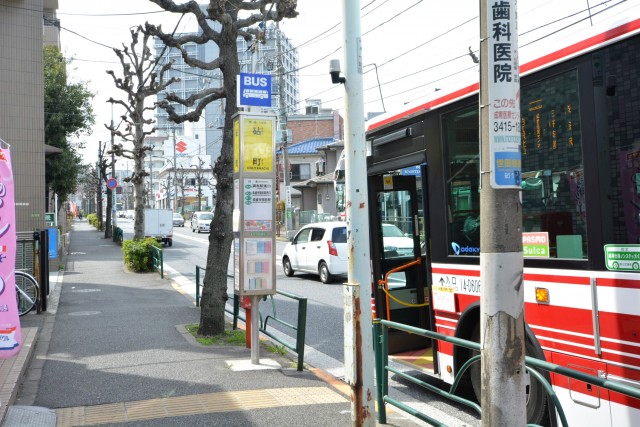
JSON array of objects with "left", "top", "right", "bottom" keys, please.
[
  {"left": 446, "top": 365, "right": 452, "bottom": 374},
  {"left": 535, "top": 287, "right": 550, "bottom": 304},
  {"left": 327, "top": 240, "right": 338, "bottom": 256}
]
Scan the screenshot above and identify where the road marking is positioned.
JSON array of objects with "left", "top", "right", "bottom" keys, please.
[
  {"left": 55, "top": 387, "right": 348, "bottom": 426},
  {"left": 172, "top": 232, "right": 209, "bottom": 245}
]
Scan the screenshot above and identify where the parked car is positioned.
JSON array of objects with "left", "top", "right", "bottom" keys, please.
[
  {"left": 191, "top": 211, "right": 214, "bottom": 233},
  {"left": 282, "top": 221, "right": 348, "bottom": 284},
  {"left": 381, "top": 223, "right": 415, "bottom": 257},
  {"left": 172, "top": 212, "right": 185, "bottom": 227}
]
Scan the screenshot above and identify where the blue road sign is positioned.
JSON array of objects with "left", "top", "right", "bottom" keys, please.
[{"left": 237, "top": 73, "right": 272, "bottom": 107}]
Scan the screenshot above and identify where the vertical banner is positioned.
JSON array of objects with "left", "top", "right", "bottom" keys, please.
[
  {"left": 488, "top": 0, "right": 522, "bottom": 188},
  {"left": 0, "top": 147, "right": 21, "bottom": 357}
]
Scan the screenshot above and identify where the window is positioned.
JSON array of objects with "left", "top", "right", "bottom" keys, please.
[
  {"left": 520, "top": 70, "right": 585, "bottom": 259},
  {"left": 310, "top": 228, "right": 325, "bottom": 242},
  {"left": 294, "top": 228, "right": 311, "bottom": 244},
  {"left": 443, "top": 106, "right": 480, "bottom": 256},
  {"left": 291, "top": 163, "right": 311, "bottom": 181},
  {"left": 332, "top": 227, "right": 347, "bottom": 243},
  {"left": 597, "top": 37, "right": 640, "bottom": 248},
  {"left": 443, "top": 70, "right": 586, "bottom": 259}
]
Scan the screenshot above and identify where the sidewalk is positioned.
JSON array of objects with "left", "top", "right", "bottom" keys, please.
[{"left": 1, "top": 220, "right": 416, "bottom": 427}]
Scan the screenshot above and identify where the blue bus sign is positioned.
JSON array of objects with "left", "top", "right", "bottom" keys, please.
[{"left": 237, "top": 73, "right": 272, "bottom": 108}]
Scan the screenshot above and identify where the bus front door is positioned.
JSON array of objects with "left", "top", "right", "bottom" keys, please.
[{"left": 368, "top": 173, "right": 433, "bottom": 362}]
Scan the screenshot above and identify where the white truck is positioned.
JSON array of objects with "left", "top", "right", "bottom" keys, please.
[{"left": 144, "top": 209, "right": 173, "bottom": 247}]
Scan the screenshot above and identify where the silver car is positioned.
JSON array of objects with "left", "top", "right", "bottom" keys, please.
[
  {"left": 172, "top": 212, "right": 185, "bottom": 227},
  {"left": 191, "top": 211, "right": 214, "bottom": 233}
]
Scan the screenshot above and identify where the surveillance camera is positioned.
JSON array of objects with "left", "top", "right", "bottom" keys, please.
[{"left": 329, "top": 59, "right": 345, "bottom": 84}]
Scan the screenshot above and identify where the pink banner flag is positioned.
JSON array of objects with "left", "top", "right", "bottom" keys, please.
[{"left": 0, "top": 146, "right": 21, "bottom": 358}]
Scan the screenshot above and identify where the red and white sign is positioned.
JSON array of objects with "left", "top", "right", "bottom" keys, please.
[{"left": 176, "top": 140, "right": 187, "bottom": 153}]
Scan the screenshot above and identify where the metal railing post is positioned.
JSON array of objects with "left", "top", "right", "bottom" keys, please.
[
  {"left": 374, "top": 321, "right": 386, "bottom": 424},
  {"left": 233, "top": 293, "right": 239, "bottom": 330},
  {"left": 295, "top": 298, "right": 307, "bottom": 371},
  {"left": 195, "top": 265, "right": 202, "bottom": 307}
]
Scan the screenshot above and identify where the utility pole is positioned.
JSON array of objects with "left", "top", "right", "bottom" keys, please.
[
  {"left": 97, "top": 141, "right": 103, "bottom": 230},
  {"left": 111, "top": 117, "right": 117, "bottom": 227},
  {"left": 479, "top": 1, "right": 526, "bottom": 425},
  {"left": 149, "top": 156, "right": 154, "bottom": 208},
  {"left": 276, "top": 21, "right": 292, "bottom": 237},
  {"left": 340, "top": 1, "right": 375, "bottom": 424}
]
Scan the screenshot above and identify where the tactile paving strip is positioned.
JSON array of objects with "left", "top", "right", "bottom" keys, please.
[{"left": 55, "top": 386, "right": 348, "bottom": 426}]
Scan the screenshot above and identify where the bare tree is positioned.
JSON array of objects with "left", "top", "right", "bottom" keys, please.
[
  {"left": 106, "top": 25, "right": 178, "bottom": 240},
  {"left": 146, "top": 1, "right": 298, "bottom": 336},
  {"left": 98, "top": 141, "right": 114, "bottom": 238},
  {"left": 175, "top": 166, "right": 188, "bottom": 214},
  {"left": 193, "top": 157, "right": 207, "bottom": 211}
]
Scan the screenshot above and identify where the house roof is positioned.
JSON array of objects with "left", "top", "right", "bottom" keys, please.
[
  {"left": 279, "top": 137, "right": 336, "bottom": 155},
  {"left": 292, "top": 172, "right": 335, "bottom": 189}
]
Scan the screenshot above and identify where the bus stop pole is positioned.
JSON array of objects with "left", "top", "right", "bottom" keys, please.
[
  {"left": 341, "top": 1, "right": 376, "bottom": 424},
  {"left": 479, "top": 1, "right": 526, "bottom": 425}
]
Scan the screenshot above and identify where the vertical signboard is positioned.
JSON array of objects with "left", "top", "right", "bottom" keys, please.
[
  {"left": 0, "top": 146, "right": 21, "bottom": 357},
  {"left": 233, "top": 112, "right": 277, "bottom": 297},
  {"left": 488, "top": 0, "right": 522, "bottom": 188}
]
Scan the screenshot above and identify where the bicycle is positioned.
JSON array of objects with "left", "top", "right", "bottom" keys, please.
[{"left": 15, "top": 270, "right": 39, "bottom": 316}]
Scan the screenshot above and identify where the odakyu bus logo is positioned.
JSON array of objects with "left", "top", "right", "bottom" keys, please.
[{"left": 451, "top": 242, "right": 480, "bottom": 255}]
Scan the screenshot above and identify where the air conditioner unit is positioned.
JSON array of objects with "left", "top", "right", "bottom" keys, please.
[{"left": 316, "top": 161, "right": 325, "bottom": 175}]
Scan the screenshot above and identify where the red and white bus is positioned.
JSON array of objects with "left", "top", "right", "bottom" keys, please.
[{"left": 362, "top": 4, "right": 640, "bottom": 426}]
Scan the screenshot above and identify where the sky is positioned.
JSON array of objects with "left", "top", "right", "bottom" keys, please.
[{"left": 55, "top": 0, "right": 638, "bottom": 164}]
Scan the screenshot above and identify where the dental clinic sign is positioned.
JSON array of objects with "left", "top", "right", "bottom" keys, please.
[
  {"left": 237, "top": 73, "right": 272, "bottom": 108},
  {"left": 488, "top": 0, "right": 522, "bottom": 189}
]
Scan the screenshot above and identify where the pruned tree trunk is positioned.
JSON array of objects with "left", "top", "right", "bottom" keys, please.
[{"left": 199, "top": 30, "right": 239, "bottom": 336}]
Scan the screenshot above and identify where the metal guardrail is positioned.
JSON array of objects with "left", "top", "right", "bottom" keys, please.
[
  {"left": 259, "top": 290, "right": 307, "bottom": 372},
  {"left": 194, "top": 265, "right": 307, "bottom": 371},
  {"left": 151, "top": 246, "right": 163, "bottom": 278},
  {"left": 374, "top": 319, "right": 640, "bottom": 426}
]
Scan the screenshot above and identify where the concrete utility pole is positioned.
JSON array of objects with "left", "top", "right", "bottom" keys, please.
[
  {"left": 479, "top": 0, "right": 526, "bottom": 425},
  {"left": 340, "top": 1, "right": 375, "bottom": 424},
  {"left": 276, "top": 21, "right": 292, "bottom": 237},
  {"left": 111, "top": 119, "right": 117, "bottom": 227}
]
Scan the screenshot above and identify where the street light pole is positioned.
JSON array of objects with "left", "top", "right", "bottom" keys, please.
[{"left": 341, "top": 1, "right": 375, "bottom": 424}]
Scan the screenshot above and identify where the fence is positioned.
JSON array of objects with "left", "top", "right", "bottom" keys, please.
[
  {"left": 151, "top": 246, "right": 163, "bottom": 278},
  {"left": 299, "top": 210, "right": 341, "bottom": 227},
  {"left": 195, "top": 265, "right": 307, "bottom": 371},
  {"left": 373, "top": 319, "right": 640, "bottom": 426}
]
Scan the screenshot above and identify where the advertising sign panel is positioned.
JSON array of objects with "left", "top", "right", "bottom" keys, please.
[
  {"left": 487, "top": 0, "right": 522, "bottom": 188},
  {"left": 0, "top": 146, "right": 21, "bottom": 358}
]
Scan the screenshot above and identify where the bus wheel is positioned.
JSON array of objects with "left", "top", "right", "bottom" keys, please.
[{"left": 469, "top": 324, "right": 549, "bottom": 425}]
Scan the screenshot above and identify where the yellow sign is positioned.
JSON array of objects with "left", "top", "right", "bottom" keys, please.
[
  {"left": 233, "top": 119, "right": 240, "bottom": 173},
  {"left": 243, "top": 117, "right": 273, "bottom": 173}
]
